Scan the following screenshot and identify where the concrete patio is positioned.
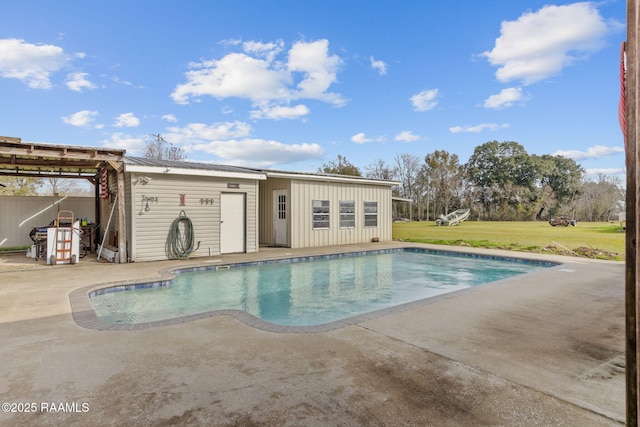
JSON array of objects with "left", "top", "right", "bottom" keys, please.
[{"left": 0, "top": 242, "right": 625, "bottom": 426}]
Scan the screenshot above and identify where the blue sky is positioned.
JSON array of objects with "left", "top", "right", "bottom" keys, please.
[{"left": 0, "top": 1, "right": 627, "bottom": 179}]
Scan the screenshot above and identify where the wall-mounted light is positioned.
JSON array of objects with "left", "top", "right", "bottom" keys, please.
[{"left": 135, "top": 176, "right": 152, "bottom": 185}]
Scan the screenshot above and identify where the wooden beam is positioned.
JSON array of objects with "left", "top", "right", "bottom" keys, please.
[
  {"left": 0, "top": 172, "right": 96, "bottom": 179},
  {"left": 0, "top": 136, "right": 21, "bottom": 143},
  {"left": 115, "top": 168, "right": 127, "bottom": 263},
  {"left": 627, "top": 1, "right": 639, "bottom": 425},
  {"left": 107, "top": 160, "right": 124, "bottom": 172},
  {"left": 0, "top": 141, "right": 125, "bottom": 162}
]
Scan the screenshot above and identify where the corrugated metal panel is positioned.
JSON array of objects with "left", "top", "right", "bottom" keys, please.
[
  {"left": 0, "top": 195, "right": 95, "bottom": 248},
  {"left": 128, "top": 173, "right": 259, "bottom": 262},
  {"left": 289, "top": 180, "right": 392, "bottom": 248}
]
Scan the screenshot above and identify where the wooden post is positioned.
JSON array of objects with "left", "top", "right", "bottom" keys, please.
[
  {"left": 109, "top": 160, "right": 127, "bottom": 263},
  {"left": 627, "top": 1, "right": 639, "bottom": 425}
]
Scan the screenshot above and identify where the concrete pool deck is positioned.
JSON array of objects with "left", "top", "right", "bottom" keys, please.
[{"left": 0, "top": 242, "right": 625, "bottom": 426}]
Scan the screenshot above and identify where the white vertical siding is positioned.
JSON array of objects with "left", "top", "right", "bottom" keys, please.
[
  {"left": 127, "top": 173, "right": 259, "bottom": 262},
  {"left": 289, "top": 180, "right": 393, "bottom": 248}
]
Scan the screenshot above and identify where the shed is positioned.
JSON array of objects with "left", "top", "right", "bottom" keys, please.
[
  {"left": 258, "top": 170, "right": 398, "bottom": 248},
  {"left": 123, "top": 157, "right": 266, "bottom": 262}
]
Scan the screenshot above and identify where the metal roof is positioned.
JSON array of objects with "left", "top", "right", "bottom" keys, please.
[
  {"left": 124, "top": 156, "right": 267, "bottom": 180},
  {"left": 256, "top": 168, "right": 400, "bottom": 186},
  {"left": 125, "top": 156, "right": 263, "bottom": 174}
]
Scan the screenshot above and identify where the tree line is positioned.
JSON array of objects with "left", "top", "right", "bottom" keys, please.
[
  {"left": 1, "top": 137, "right": 623, "bottom": 222},
  {"left": 320, "top": 140, "right": 624, "bottom": 222}
]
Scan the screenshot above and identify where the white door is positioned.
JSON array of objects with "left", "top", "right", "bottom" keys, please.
[
  {"left": 220, "top": 193, "right": 245, "bottom": 254},
  {"left": 273, "top": 189, "right": 287, "bottom": 246}
]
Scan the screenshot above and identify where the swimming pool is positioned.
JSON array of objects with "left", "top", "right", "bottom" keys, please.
[{"left": 88, "top": 248, "right": 555, "bottom": 329}]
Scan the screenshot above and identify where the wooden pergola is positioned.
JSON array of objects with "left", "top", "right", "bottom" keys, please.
[{"left": 0, "top": 136, "right": 127, "bottom": 263}]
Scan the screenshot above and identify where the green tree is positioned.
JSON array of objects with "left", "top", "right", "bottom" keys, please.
[
  {"left": 466, "top": 141, "right": 535, "bottom": 220},
  {"left": 530, "top": 154, "right": 583, "bottom": 218},
  {"left": 319, "top": 155, "right": 362, "bottom": 176}
]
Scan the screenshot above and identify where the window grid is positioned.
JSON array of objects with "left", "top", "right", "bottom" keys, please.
[
  {"left": 339, "top": 200, "right": 355, "bottom": 228},
  {"left": 278, "top": 195, "right": 286, "bottom": 219},
  {"left": 364, "top": 201, "right": 378, "bottom": 227},
  {"left": 312, "top": 200, "right": 330, "bottom": 229}
]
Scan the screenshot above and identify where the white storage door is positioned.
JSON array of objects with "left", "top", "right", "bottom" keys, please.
[{"left": 220, "top": 193, "right": 245, "bottom": 254}]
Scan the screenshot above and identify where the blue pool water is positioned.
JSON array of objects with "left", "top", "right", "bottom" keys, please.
[{"left": 89, "top": 249, "right": 553, "bottom": 327}]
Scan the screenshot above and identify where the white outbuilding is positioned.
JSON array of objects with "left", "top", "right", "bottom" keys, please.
[{"left": 0, "top": 137, "right": 398, "bottom": 263}]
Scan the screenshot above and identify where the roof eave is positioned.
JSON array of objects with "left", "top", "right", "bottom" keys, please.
[{"left": 125, "top": 164, "right": 267, "bottom": 180}]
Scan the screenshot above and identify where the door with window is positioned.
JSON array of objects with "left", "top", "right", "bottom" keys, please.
[
  {"left": 220, "top": 193, "right": 245, "bottom": 254},
  {"left": 273, "top": 190, "right": 288, "bottom": 246}
]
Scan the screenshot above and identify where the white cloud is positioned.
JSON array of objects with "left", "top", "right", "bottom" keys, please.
[
  {"left": 171, "top": 53, "right": 290, "bottom": 104},
  {"left": 0, "top": 38, "right": 69, "bottom": 89},
  {"left": 351, "top": 132, "right": 373, "bottom": 144},
  {"left": 66, "top": 71, "right": 96, "bottom": 92},
  {"left": 243, "top": 39, "right": 284, "bottom": 62},
  {"left": 482, "top": 3, "right": 609, "bottom": 84},
  {"left": 410, "top": 89, "right": 438, "bottom": 112},
  {"left": 370, "top": 56, "right": 387, "bottom": 76},
  {"left": 584, "top": 167, "right": 625, "bottom": 176},
  {"left": 62, "top": 110, "right": 101, "bottom": 128},
  {"left": 219, "top": 38, "right": 242, "bottom": 48},
  {"left": 483, "top": 87, "right": 525, "bottom": 109},
  {"left": 162, "top": 114, "right": 177, "bottom": 122},
  {"left": 192, "top": 139, "right": 324, "bottom": 167},
  {"left": 113, "top": 112, "right": 140, "bottom": 128},
  {"left": 554, "top": 145, "right": 624, "bottom": 160},
  {"left": 161, "top": 120, "right": 323, "bottom": 166},
  {"left": 395, "top": 131, "right": 420, "bottom": 142},
  {"left": 171, "top": 38, "right": 345, "bottom": 111},
  {"left": 449, "top": 123, "right": 509, "bottom": 133},
  {"left": 100, "top": 133, "right": 146, "bottom": 155},
  {"left": 250, "top": 104, "right": 310, "bottom": 120},
  {"left": 166, "top": 121, "right": 252, "bottom": 144},
  {"left": 287, "top": 39, "right": 344, "bottom": 104}
]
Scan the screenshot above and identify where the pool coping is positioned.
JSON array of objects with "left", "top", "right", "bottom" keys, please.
[{"left": 69, "top": 246, "right": 562, "bottom": 333}]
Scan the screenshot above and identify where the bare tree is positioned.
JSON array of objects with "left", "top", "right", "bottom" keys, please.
[
  {"left": 42, "top": 178, "right": 81, "bottom": 196},
  {"left": 144, "top": 134, "right": 186, "bottom": 161},
  {"left": 574, "top": 174, "right": 624, "bottom": 221},
  {"left": 0, "top": 177, "right": 42, "bottom": 195},
  {"left": 393, "top": 153, "right": 422, "bottom": 219},
  {"left": 365, "top": 159, "right": 397, "bottom": 181}
]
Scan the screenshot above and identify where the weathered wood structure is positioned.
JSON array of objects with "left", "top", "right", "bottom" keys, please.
[
  {"left": 627, "top": 1, "right": 639, "bottom": 425},
  {"left": 0, "top": 136, "right": 127, "bottom": 263}
]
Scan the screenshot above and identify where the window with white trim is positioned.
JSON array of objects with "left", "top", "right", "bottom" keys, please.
[
  {"left": 312, "top": 200, "right": 330, "bottom": 229},
  {"left": 339, "top": 200, "right": 355, "bottom": 228},
  {"left": 364, "top": 201, "right": 378, "bottom": 227}
]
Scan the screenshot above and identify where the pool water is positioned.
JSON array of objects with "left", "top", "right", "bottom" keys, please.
[{"left": 89, "top": 249, "right": 553, "bottom": 327}]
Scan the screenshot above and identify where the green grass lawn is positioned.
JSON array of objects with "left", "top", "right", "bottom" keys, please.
[{"left": 392, "top": 220, "right": 625, "bottom": 260}]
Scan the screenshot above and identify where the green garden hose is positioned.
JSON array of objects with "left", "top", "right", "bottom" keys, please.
[{"left": 167, "top": 210, "right": 198, "bottom": 259}]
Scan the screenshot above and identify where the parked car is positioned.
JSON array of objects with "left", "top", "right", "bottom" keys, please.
[{"left": 548, "top": 215, "right": 576, "bottom": 226}]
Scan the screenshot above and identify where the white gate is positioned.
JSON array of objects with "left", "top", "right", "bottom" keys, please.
[{"left": 220, "top": 193, "right": 245, "bottom": 254}]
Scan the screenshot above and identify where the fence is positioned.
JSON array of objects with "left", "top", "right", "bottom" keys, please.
[{"left": 0, "top": 195, "right": 94, "bottom": 249}]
